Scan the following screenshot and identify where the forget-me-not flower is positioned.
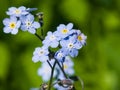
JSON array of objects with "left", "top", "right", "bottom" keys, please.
[
  {"left": 20, "top": 14, "right": 40, "bottom": 34},
  {"left": 56, "top": 56, "right": 74, "bottom": 79},
  {"left": 54, "top": 48, "right": 68, "bottom": 62},
  {"left": 42, "top": 31, "right": 60, "bottom": 48},
  {"left": 75, "top": 30, "right": 87, "bottom": 46},
  {"left": 32, "top": 46, "right": 49, "bottom": 63},
  {"left": 60, "top": 36, "right": 78, "bottom": 57},
  {"left": 3, "top": 16, "right": 21, "bottom": 34},
  {"left": 6, "top": 6, "right": 28, "bottom": 17},
  {"left": 55, "top": 23, "right": 73, "bottom": 39},
  {"left": 62, "top": 56, "right": 74, "bottom": 75}
]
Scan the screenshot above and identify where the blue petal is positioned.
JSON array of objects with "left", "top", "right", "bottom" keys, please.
[
  {"left": 10, "top": 16, "right": 17, "bottom": 22},
  {"left": 11, "top": 29, "right": 18, "bottom": 34},
  {"left": 9, "top": 7, "right": 16, "bottom": 11},
  {"left": 50, "top": 41, "right": 59, "bottom": 48},
  {"left": 3, "top": 18, "right": 10, "bottom": 26},
  {"left": 28, "top": 28, "right": 36, "bottom": 34},
  {"left": 21, "top": 25, "right": 27, "bottom": 31},
  {"left": 18, "top": 6, "right": 26, "bottom": 10},
  {"left": 67, "top": 23, "right": 73, "bottom": 30},
  {"left": 16, "top": 20, "right": 21, "bottom": 28},
  {"left": 3, "top": 27, "right": 11, "bottom": 33},
  {"left": 70, "top": 49, "right": 78, "bottom": 57},
  {"left": 32, "top": 55, "right": 39, "bottom": 63},
  {"left": 27, "top": 14, "right": 34, "bottom": 21},
  {"left": 32, "top": 22, "right": 40, "bottom": 28}
]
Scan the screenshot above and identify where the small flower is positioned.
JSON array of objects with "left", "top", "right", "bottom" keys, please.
[
  {"left": 62, "top": 56, "right": 74, "bottom": 75},
  {"left": 76, "top": 30, "right": 87, "bottom": 46},
  {"left": 3, "top": 16, "right": 21, "bottom": 34},
  {"left": 38, "top": 62, "right": 57, "bottom": 82},
  {"left": 32, "top": 46, "right": 49, "bottom": 63},
  {"left": 55, "top": 23, "right": 73, "bottom": 39},
  {"left": 20, "top": 14, "right": 40, "bottom": 34},
  {"left": 42, "top": 31, "right": 60, "bottom": 48},
  {"left": 60, "top": 36, "right": 78, "bottom": 57},
  {"left": 6, "top": 6, "right": 28, "bottom": 17},
  {"left": 56, "top": 56, "right": 74, "bottom": 79},
  {"left": 54, "top": 49, "right": 67, "bottom": 62}
]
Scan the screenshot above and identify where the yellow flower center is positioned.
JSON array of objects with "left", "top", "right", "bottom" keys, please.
[
  {"left": 61, "top": 29, "right": 68, "bottom": 34},
  {"left": 9, "top": 22, "right": 16, "bottom": 29},
  {"left": 15, "top": 9, "right": 21, "bottom": 14},
  {"left": 77, "top": 35, "right": 82, "bottom": 41},
  {"left": 63, "top": 64, "right": 68, "bottom": 69}
]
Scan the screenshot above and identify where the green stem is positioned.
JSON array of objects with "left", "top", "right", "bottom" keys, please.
[
  {"left": 35, "top": 33, "right": 43, "bottom": 41},
  {"left": 48, "top": 61, "right": 57, "bottom": 90},
  {"left": 47, "top": 60, "right": 52, "bottom": 69},
  {"left": 55, "top": 59, "right": 68, "bottom": 79}
]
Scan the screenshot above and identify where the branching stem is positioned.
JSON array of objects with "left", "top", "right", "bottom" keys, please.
[{"left": 48, "top": 61, "right": 57, "bottom": 90}]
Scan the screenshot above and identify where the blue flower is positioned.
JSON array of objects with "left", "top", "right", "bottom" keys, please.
[
  {"left": 55, "top": 23, "right": 73, "bottom": 39},
  {"left": 20, "top": 14, "right": 40, "bottom": 34},
  {"left": 75, "top": 30, "right": 87, "bottom": 46},
  {"left": 38, "top": 61, "right": 57, "bottom": 82},
  {"left": 54, "top": 48, "right": 68, "bottom": 62},
  {"left": 6, "top": 6, "right": 29, "bottom": 17},
  {"left": 32, "top": 46, "right": 49, "bottom": 63},
  {"left": 60, "top": 36, "right": 78, "bottom": 57},
  {"left": 62, "top": 56, "right": 74, "bottom": 75},
  {"left": 3, "top": 16, "right": 21, "bottom": 35},
  {"left": 42, "top": 31, "right": 60, "bottom": 48},
  {"left": 55, "top": 56, "right": 74, "bottom": 79}
]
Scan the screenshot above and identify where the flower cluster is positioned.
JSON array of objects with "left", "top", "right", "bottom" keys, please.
[
  {"left": 32, "top": 23, "right": 87, "bottom": 63},
  {"left": 32, "top": 23, "right": 87, "bottom": 89},
  {"left": 3, "top": 6, "right": 40, "bottom": 34},
  {"left": 3, "top": 6, "right": 87, "bottom": 90}
]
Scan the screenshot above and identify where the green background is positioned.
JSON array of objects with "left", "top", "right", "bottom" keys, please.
[{"left": 0, "top": 0, "right": 120, "bottom": 90}]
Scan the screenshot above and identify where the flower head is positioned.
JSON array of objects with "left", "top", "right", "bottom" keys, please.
[
  {"left": 55, "top": 23, "right": 73, "bottom": 39},
  {"left": 56, "top": 56, "right": 74, "bottom": 79},
  {"left": 42, "top": 31, "right": 60, "bottom": 48},
  {"left": 63, "top": 56, "right": 74, "bottom": 75},
  {"left": 6, "top": 6, "right": 28, "bottom": 17},
  {"left": 76, "top": 30, "right": 87, "bottom": 46},
  {"left": 3, "top": 16, "right": 21, "bottom": 34},
  {"left": 20, "top": 14, "right": 40, "bottom": 34},
  {"left": 54, "top": 48, "right": 68, "bottom": 62},
  {"left": 60, "top": 36, "right": 78, "bottom": 57},
  {"left": 32, "top": 46, "right": 49, "bottom": 63}
]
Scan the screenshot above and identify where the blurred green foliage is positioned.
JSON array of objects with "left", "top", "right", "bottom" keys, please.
[{"left": 0, "top": 0, "right": 120, "bottom": 90}]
